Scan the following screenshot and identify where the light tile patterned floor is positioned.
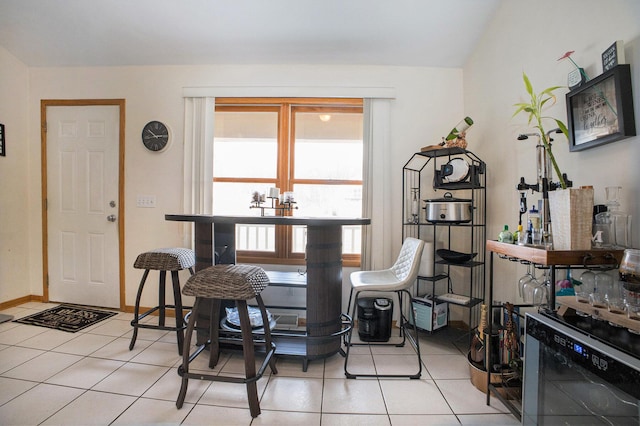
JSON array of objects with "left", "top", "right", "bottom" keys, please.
[{"left": 0, "top": 302, "right": 518, "bottom": 425}]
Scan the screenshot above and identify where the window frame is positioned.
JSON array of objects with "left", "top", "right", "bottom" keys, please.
[{"left": 214, "top": 97, "right": 364, "bottom": 267}]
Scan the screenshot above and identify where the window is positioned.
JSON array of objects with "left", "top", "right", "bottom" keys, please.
[{"left": 213, "top": 98, "right": 364, "bottom": 266}]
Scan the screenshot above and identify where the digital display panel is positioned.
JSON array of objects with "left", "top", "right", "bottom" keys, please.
[{"left": 573, "top": 343, "right": 584, "bottom": 355}]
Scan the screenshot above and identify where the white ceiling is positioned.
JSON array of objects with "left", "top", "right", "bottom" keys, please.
[{"left": 0, "top": 0, "right": 500, "bottom": 68}]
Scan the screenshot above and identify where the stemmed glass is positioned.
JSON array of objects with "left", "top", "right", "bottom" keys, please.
[
  {"left": 533, "top": 269, "right": 551, "bottom": 307},
  {"left": 522, "top": 267, "right": 540, "bottom": 304},
  {"left": 518, "top": 263, "right": 534, "bottom": 299}
]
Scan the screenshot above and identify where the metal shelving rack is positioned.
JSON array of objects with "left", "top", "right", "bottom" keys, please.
[{"left": 402, "top": 147, "right": 486, "bottom": 337}]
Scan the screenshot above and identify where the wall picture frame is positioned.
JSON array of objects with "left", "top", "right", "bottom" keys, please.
[{"left": 566, "top": 64, "right": 636, "bottom": 152}]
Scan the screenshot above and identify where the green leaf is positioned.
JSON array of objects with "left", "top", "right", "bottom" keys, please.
[
  {"left": 523, "top": 73, "right": 533, "bottom": 96},
  {"left": 555, "top": 120, "right": 569, "bottom": 138},
  {"left": 541, "top": 86, "right": 563, "bottom": 95},
  {"left": 540, "top": 97, "right": 553, "bottom": 108},
  {"left": 512, "top": 104, "right": 527, "bottom": 117}
]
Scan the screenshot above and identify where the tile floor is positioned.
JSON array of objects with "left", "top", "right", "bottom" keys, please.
[{"left": 0, "top": 302, "right": 518, "bottom": 425}]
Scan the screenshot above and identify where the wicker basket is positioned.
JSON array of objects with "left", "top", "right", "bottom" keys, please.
[{"left": 549, "top": 187, "right": 594, "bottom": 250}]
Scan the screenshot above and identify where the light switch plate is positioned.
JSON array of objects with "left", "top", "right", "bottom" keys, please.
[{"left": 136, "top": 195, "right": 156, "bottom": 208}]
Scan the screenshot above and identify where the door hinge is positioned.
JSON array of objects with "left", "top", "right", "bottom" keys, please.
[{"left": 42, "top": 122, "right": 47, "bottom": 133}]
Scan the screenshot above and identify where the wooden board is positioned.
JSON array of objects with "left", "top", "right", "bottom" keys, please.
[
  {"left": 557, "top": 295, "right": 640, "bottom": 333},
  {"left": 420, "top": 144, "right": 444, "bottom": 152},
  {"left": 486, "top": 240, "right": 624, "bottom": 267}
]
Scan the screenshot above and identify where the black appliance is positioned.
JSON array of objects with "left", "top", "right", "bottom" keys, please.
[
  {"left": 523, "top": 311, "right": 640, "bottom": 425},
  {"left": 357, "top": 297, "right": 392, "bottom": 342}
]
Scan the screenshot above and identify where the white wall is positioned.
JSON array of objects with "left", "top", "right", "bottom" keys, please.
[
  {"left": 465, "top": 0, "right": 640, "bottom": 304},
  {"left": 0, "top": 46, "right": 30, "bottom": 303},
  {"left": 16, "top": 65, "right": 463, "bottom": 308}
]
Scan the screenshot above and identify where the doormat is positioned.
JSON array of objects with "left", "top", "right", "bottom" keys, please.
[{"left": 13, "top": 305, "right": 117, "bottom": 333}]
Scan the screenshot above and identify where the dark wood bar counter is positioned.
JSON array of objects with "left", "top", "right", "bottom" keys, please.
[{"left": 165, "top": 214, "right": 371, "bottom": 367}]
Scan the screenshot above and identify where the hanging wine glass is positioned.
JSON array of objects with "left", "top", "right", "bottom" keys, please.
[
  {"left": 522, "top": 267, "right": 540, "bottom": 305},
  {"left": 533, "top": 269, "right": 551, "bottom": 308},
  {"left": 518, "top": 263, "right": 534, "bottom": 299}
]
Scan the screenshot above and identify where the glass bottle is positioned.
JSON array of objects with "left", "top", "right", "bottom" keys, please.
[
  {"left": 515, "top": 224, "right": 527, "bottom": 245},
  {"left": 595, "top": 186, "right": 632, "bottom": 248},
  {"left": 445, "top": 117, "right": 474, "bottom": 140},
  {"left": 528, "top": 206, "right": 541, "bottom": 231},
  {"left": 498, "top": 225, "right": 514, "bottom": 243}
]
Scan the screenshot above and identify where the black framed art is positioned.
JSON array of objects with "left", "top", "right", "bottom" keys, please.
[
  {"left": 0, "top": 123, "right": 5, "bottom": 157},
  {"left": 566, "top": 64, "right": 636, "bottom": 152}
]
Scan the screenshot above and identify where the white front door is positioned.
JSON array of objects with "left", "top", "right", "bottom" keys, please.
[{"left": 46, "top": 105, "right": 121, "bottom": 308}]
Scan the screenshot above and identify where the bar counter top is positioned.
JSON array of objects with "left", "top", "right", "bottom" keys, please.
[{"left": 165, "top": 214, "right": 371, "bottom": 226}]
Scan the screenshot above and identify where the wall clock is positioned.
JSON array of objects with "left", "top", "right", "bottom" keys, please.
[{"left": 141, "top": 120, "right": 170, "bottom": 152}]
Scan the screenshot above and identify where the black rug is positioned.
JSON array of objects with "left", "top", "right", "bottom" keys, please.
[{"left": 13, "top": 305, "right": 117, "bottom": 333}]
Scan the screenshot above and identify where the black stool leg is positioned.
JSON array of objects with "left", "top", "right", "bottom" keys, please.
[
  {"left": 158, "top": 270, "right": 167, "bottom": 327},
  {"left": 256, "top": 295, "right": 278, "bottom": 375},
  {"left": 236, "top": 299, "right": 260, "bottom": 418},
  {"left": 171, "top": 270, "right": 185, "bottom": 356},
  {"left": 209, "top": 299, "right": 222, "bottom": 369},
  {"left": 177, "top": 298, "right": 200, "bottom": 409},
  {"left": 343, "top": 289, "right": 359, "bottom": 378},
  {"left": 130, "top": 269, "right": 150, "bottom": 351}
]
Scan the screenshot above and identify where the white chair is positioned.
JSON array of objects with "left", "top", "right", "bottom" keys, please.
[{"left": 344, "top": 237, "right": 425, "bottom": 379}]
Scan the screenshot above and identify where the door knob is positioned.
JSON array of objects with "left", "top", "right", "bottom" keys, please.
[{"left": 107, "top": 215, "right": 117, "bottom": 222}]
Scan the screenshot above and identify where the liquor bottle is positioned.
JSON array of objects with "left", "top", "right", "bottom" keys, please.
[
  {"left": 470, "top": 304, "right": 488, "bottom": 365},
  {"left": 445, "top": 117, "right": 474, "bottom": 141},
  {"left": 503, "top": 303, "right": 519, "bottom": 365},
  {"left": 498, "top": 225, "right": 514, "bottom": 243}
]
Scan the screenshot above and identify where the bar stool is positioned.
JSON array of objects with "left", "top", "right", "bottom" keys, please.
[
  {"left": 176, "top": 264, "right": 278, "bottom": 418},
  {"left": 129, "top": 248, "right": 195, "bottom": 355}
]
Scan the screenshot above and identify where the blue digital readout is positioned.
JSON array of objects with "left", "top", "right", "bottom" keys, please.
[{"left": 573, "top": 343, "right": 583, "bottom": 355}]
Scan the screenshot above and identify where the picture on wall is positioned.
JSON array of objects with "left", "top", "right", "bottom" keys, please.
[{"left": 566, "top": 64, "right": 636, "bottom": 151}]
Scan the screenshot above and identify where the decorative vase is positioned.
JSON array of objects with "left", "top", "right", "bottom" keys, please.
[{"left": 548, "top": 187, "right": 594, "bottom": 250}]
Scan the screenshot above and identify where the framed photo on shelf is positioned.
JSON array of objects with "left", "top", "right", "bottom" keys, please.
[{"left": 566, "top": 64, "right": 636, "bottom": 152}]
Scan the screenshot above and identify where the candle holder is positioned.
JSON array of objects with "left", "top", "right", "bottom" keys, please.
[{"left": 250, "top": 190, "right": 298, "bottom": 216}]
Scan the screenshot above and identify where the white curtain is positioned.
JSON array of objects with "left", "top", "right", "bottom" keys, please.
[
  {"left": 181, "top": 97, "right": 215, "bottom": 248},
  {"left": 183, "top": 97, "right": 215, "bottom": 215},
  {"left": 362, "top": 98, "right": 393, "bottom": 271}
]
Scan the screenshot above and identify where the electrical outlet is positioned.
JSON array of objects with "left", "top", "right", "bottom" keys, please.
[{"left": 136, "top": 195, "right": 156, "bottom": 208}]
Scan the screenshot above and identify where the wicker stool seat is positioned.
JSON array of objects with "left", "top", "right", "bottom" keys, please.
[
  {"left": 176, "top": 264, "right": 278, "bottom": 418},
  {"left": 129, "top": 248, "right": 195, "bottom": 355}
]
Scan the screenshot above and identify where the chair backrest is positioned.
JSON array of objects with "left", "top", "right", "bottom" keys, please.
[{"left": 390, "top": 237, "right": 425, "bottom": 286}]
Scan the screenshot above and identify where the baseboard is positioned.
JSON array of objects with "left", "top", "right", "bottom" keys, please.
[{"left": 0, "top": 295, "right": 43, "bottom": 311}]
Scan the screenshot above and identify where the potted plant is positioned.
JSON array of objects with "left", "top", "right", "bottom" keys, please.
[
  {"left": 513, "top": 72, "right": 593, "bottom": 250},
  {"left": 513, "top": 72, "right": 569, "bottom": 189}
]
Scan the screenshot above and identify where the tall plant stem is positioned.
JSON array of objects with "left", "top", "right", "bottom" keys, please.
[{"left": 540, "top": 132, "right": 566, "bottom": 189}]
